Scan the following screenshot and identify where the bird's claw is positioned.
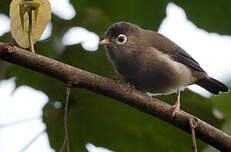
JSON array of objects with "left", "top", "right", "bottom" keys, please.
[
  {"left": 127, "top": 82, "right": 135, "bottom": 89},
  {"left": 172, "top": 102, "right": 180, "bottom": 117},
  {"left": 124, "top": 82, "right": 135, "bottom": 93}
]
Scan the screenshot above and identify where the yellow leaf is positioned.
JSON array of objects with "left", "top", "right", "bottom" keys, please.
[{"left": 10, "top": 0, "right": 51, "bottom": 48}]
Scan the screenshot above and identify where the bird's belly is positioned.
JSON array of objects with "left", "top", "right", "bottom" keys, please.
[
  {"left": 114, "top": 59, "right": 192, "bottom": 94},
  {"left": 132, "top": 73, "right": 182, "bottom": 94},
  {"left": 108, "top": 47, "right": 192, "bottom": 94},
  {"left": 124, "top": 68, "right": 181, "bottom": 94}
]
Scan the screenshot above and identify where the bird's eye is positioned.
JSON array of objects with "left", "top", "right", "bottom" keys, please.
[{"left": 116, "top": 34, "right": 127, "bottom": 44}]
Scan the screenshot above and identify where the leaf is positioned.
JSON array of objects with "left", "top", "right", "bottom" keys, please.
[
  {"left": 202, "top": 92, "right": 231, "bottom": 152},
  {"left": 10, "top": 0, "right": 51, "bottom": 48},
  {"left": 70, "top": 0, "right": 168, "bottom": 33},
  {"left": 173, "top": 0, "right": 231, "bottom": 34},
  {"left": 43, "top": 87, "right": 223, "bottom": 152}
]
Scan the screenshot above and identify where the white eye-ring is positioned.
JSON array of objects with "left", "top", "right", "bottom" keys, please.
[{"left": 116, "top": 34, "right": 127, "bottom": 44}]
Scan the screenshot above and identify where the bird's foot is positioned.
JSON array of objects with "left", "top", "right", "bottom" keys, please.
[
  {"left": 172, "top": 101, "right": 180, "bottom": 117},
  {"left": 124, "top": 82, "right": 135, "bottom": 93},
  {"left": 127, "top": 82, "right": 135, "bottom": 89}
]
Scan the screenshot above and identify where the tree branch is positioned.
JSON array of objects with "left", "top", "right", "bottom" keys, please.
[{"left": 0, "top": 42, "right": 231, "bottom": 151}]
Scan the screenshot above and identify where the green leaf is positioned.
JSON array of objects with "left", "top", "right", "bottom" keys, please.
[
  {"left": 202, "top": 92, "right": 231, "bottom": 152},
  {"left": 43, "top": 85, "right": 223, "bottom": 152},
  {"left": 173, "top": 0, "right": 231, "bottom": 34}
]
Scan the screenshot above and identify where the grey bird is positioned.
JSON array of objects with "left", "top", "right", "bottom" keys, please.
[{"left": 99, "top": 22, "right": 228, "bottom": 116}]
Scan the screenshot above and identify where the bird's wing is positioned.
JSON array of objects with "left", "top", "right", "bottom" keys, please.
[
  {"left": 171, "top": 50, "right": 205, "bottom": 72},
  {"left": 149, "top": 31, "right": 206, "bottom": 73}
]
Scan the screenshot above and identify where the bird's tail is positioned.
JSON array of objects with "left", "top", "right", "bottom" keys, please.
[{"left": 196, "top": 77, "right": 229, "bottom": 95}]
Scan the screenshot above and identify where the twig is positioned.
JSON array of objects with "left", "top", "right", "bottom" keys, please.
[
  {"left": 59, "top": 83, "right": 72, "bottom": 152},
  {"left": 189, "top": 118, "right": 198, "bottom": 152},
  {"left": 0, "top": 42, "right": 231, "bottom": 151},
  {"left": 59, "top": 138, "right": 67, "bottom": 152},
  {"left": 65, "top": 83, "right": 72, "bottom": 152}
]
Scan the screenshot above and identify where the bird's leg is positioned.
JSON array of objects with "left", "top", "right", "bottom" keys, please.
[{"left": 172, "top": 90, "right": 181, "bottom": 117}]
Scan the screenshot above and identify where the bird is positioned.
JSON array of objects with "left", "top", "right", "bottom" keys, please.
[{"left": 99, "top": 21, "right": 229, "bottom": 116}]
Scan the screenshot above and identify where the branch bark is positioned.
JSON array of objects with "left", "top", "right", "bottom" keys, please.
[{"left": 0, "top": 42, "right": 231, "bottom": 151}]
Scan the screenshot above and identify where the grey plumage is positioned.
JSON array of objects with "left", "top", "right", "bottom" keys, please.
[{"left": 100, "top": 21, "right": 228, "bottom": 96}]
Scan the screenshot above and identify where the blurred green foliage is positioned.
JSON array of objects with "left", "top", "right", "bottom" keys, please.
[{"left": 0, "top": 0, "right": 231, "bottom": 151}]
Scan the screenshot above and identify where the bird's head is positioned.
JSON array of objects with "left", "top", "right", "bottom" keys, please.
[{"left": 100, "top": 22, "right": 142, "bottom": 55}]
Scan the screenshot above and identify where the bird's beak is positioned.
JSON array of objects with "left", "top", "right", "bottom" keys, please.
[{"left": 99, "top": 39, "right": 110, "bottom": 46}]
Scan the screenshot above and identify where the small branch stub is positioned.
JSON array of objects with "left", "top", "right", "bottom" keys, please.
[
  {"left": 59, "top": 82, "right": 72, "bottom": 152},
  {"left": 189, "top": 117, "right": 199, "bottom": 152}
]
